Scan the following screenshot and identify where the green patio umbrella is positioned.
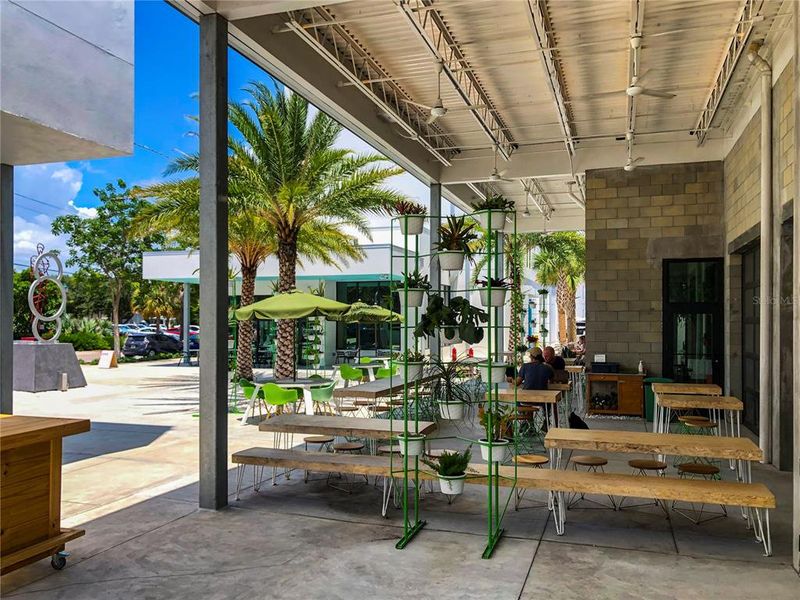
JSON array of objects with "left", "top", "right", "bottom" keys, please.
[
  {"left": 339, "top": 301, "right": 403, "bottom": 324},
  {"left": 234, "top": 290, "right": 351, "bottom": 321}
]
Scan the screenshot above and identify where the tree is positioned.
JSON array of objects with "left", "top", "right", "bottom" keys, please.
[
  {"left": 63, "top": 267, "right": 115, "bottom": 319},
  {"left": 52, "top": 180, "right": 164, "bottom": 357},
  {"left": 530, "top": 232, "right": 585, "bottom": 344},
  {"left": 135, "top": 84, "right": 404, "bottom": 379},
  {"left": 130, "top": 280, "right": 182, "bottom": 330}
]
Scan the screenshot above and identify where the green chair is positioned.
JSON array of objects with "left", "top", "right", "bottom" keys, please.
[
  {"left": 359, "top": 357, "right": 375, "bottom": 365},
  {"left": 261, "top": 383, "right": 299, "bottom": 484},
  {"left": 309, "top": 382, "right": 337, "bottom": 415},
  {"left": 340, "top": 363, "right": 366, "bottom": 387},
  {"left": 374, "top": 366, "right": 398, "bottom": 379},
  {"left": 238, "top": 378, "right": 265, "bottom": 427}
]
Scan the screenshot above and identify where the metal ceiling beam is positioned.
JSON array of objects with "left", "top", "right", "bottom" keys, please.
[
  {"left": 396, "top": 0, "right": 516, "bottom": 160},
  {"left": 524, "top": 0, "right": 576, "bottom": 156},
  {"left": 520, "top": 178, "right": 554, "bottom": 221},
  {"left": 284, "top": 6, "right": 459, "bottom": 166},
  {"left": 692, "top": 0, "right": 761, "bottom": 145}
]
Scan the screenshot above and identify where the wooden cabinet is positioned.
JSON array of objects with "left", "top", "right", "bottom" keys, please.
[
  {"left": 587, "top": 373, "right": 644, "bottom": 417},
  {"left": 1, "top": 415, "right": 90, "bottom": 574}
]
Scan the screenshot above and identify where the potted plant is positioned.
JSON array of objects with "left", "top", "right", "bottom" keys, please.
[
  {"left": 395, "top": 432, "right": 426, "bottom": 456},
  {"left": 422, "top": 447, "right": 472, "bottom": 496},
  {"left": 398, "top": 270, "right": 430, "bottom": 308},
  {"left": 526, "top": 334, "right": 539, "bottom": 346},
  {"left": 435, "top": 216, "right": 478, "bottom": 272},
  {"left": 478, "top": 405, "right": 511, "bottom": 462},
  {"left": 476, "top": 276, "right": 511, "bottom": 307},
  {"left": 478, "top": 360, "right": 508, "bottom": 383},
  {"left": 393, "top": 199, "right": 427, "bottom": 236},
  {"left": 472, "top": 195, "right": 515, "bottom": 231},
  {"left": 394, "top": 348, "right": 426, "bottom": 380},
  {"left": 414, "top": 294, "right": 487, "bottom": 345},
  {"left": 442, "top": 328, "right": 461, "bottom": 345},
  {"left": 428, "top": 358, "right": 472, "bottom": 420}
]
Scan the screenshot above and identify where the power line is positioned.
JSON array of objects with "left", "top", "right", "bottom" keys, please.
[
  {"left": 14, "top": 192, "right": 65, "bottom": 211},
  {"left": 134, "top": 141, "right": 172, "bottom": 159},
  {"left": 13, "top": 261, "right": 77, "bottom": 276}
]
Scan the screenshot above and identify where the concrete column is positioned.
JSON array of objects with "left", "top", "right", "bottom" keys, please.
[
  {"left": 749, "top": 46, "right": 773, "bottom": 462},
  {"left": 181, "top": 282, "right": 191, "bottom": 365},
  {"left": 792, "top": 0, "right": 800, "bottom": 573},
  {"left": 428, "top": 183, "right": 441, "bottom": 358},
  {"left": 198, "top": 13, "right": 229, "bottom": 510},
  {"left": 0, "top": 164, "right": 12, "bottom": 414}
]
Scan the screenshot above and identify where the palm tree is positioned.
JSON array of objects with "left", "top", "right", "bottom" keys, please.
[
  {"left": 130, "top": 280, "right": 182, "bottom": 331},
  {"left": 135, "top": 84, "right": 404, "bottom": 379},
  {"left": 530, "top": 232, "right": 585, "bottom": 344}
]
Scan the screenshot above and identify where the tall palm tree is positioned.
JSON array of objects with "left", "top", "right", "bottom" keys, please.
[
  {"left": 135, "top": 84, "right": 404, "bottom": 379},
  {"left": 130, "top": 280, "right": 182, "bottom": 331},
  {"left": 530, "top": 232, "right": 585, "bottom": 344}
]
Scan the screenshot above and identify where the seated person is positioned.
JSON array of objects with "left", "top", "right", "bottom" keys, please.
[
  {"left": 574, "top": 335, "right": 586, "bottom": 356},
  {"left": 543, "top": 345, "right": 569, "bottom": 383},
  {"left": 516, "top": 352, "right": 554, "bottom": 390}
]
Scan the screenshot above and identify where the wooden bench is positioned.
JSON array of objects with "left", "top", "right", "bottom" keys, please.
[{"left": 232, "top": 448, "right": 775, "bottom": 555}]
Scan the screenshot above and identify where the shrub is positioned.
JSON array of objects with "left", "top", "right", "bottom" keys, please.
[{"left": 60, "top": 331, "right": 113, "bottom": 351}]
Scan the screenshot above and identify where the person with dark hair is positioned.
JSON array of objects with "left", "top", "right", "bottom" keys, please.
[
  {"left": 516, "top": 351, "right": 554, "bottom": 390},
  {"left": 543, "top": 345, "right": 569, "bottom": 383}
]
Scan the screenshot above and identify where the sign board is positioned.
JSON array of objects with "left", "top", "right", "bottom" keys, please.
[
  {"left": 593, "top": 354, "right": 606, "bottom": 363},
  {"left": 98, "top": 350, "right": 118, "bottom": 369}
]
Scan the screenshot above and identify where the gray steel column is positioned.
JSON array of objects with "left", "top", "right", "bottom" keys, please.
[
  {"left": 0, "top": 164, "right": 12, "bottom": 414},
  {"left": 198, "top": 13, "right": 229, "bottom": 510},
  {"left": 429, "top": 183, "right": 441, "bottom": 357},
  {"left": 181, "top": 282, "right": 191, "bottom": 365}
]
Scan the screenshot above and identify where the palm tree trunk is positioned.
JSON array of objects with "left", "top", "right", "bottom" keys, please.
[
  {"left": 275, "top": 228, "right": 298, "bottom": 379},
  {"left": 565, "top": 288, "right": 577, "bottom": 342},
  {"left": 556, "top": 273, "right": 573, "bottom": 344},
  {"left": 236, "top": 263, "right": 258, "bottom": 380}
]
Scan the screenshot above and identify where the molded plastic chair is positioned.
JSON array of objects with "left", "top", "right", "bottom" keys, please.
[
  {"left": 359, "top": 357, "right": 375, "bottom": 365},
  {"left": 340, "top": 363, "right": 366, "bottom": 387},
  {"left": 309, "top": 382, "right": 337, "bottom": 415},
  {"left": 374, "top": 366, "right": 398, "bottom": 379},
  {"left": 238, "top": 378, "right": 265, "bottom": 426},
  {"left": 261, "top": 383, "right": 298, "bottom": 412}
]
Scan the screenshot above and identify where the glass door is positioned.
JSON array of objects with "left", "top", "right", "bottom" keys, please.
[
  {"left": 741, "top": 247, "right": 760, "bottom": 433},
  {"left": 662, "top": 259, "right": 724, "bottom": 386}
]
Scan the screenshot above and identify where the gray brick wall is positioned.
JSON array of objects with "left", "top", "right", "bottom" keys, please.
[{"left": 585, "top": 162, "right": 725, "bottom": 375}]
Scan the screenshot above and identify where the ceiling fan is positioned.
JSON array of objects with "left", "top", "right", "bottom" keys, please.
[
  {"left": 401, "top": 60, "right": 484, "bottom": 124},
  {"left": 625, "top": 74, "right": 676, "bottom": 99},
  {"left": 488, "top": 144, "right": 513, "bottom": 182}
]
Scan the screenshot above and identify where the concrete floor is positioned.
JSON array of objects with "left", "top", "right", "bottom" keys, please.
[{"left": 2, "top": 361, "right": 798, "bottom": 599}]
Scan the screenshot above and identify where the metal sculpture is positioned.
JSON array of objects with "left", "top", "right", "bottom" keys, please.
[{"left": 27, "top": 244, "right": 67, "bottom": 342}]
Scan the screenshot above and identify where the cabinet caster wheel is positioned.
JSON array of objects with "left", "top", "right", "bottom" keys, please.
[{"left": 51, "top": 553, "right": 67, "bottom": 570}]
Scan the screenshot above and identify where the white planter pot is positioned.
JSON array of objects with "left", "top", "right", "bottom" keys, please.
[
  {"left": 396, "top": 434, "right": 426, "bottom": 456},
  {"left": 442, "top": 330, "right": 461, "bottom": 346},
  {"left": 438, "top": 251, "right": 465, "bottom": 271},
  {"left": 401, "top": 288, "right": 425, "bottom": 308},
  {"left": 399, "top": 214, "right": 425, "bottom": 236},
  {"left": 479, "top": 362, "right": 508, "bottom": 383},
  {"left": 403, "top": 362, "right": 424, "bottom": 381},
  {"left": 438, "top": 400, "right": 465, "bottom": 420},
  {"left": 478, "top": 287, "right": 508, "bottom": 307},
  {"left": 438, "top": 474, "right": 466, "bottom": 495},
  {"left": 479, "top": 439, "right": 510, "bottom": 463},
  {"left": 473, "top": 210, "right": 508, "bottom": 231}
]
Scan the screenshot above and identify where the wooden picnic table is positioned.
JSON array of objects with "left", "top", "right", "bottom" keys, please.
[
  {"left": 258, "top": 414, "right": 437, "bottom": 439},
  {"left": 651, "top": 382, "right": 722, "bottom": 396},
  {"left": 495, "top": 385, "right": 561, "bottom": 428},
  {"left": 333, "top": 374, "right": 437, "bottom": 400},
  {"left": 544, "top": 427, "right": 762, "bottom": 477},
  {"left": 654, "top": 394, "right": 744, "bottom": 437}
]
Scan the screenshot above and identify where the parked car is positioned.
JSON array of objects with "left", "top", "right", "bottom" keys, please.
[
  {"left": 122, "top": 333, "right": 182, "bottom": 357},
  {"left": 166, "top": 325, "right": 200, "bottom": 337}
]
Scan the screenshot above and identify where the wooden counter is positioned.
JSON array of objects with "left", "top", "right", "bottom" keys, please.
[
  {"left": 1, "top": 415, "right": 90, "bottom": 574},
  {"left": 587, "top": 372, "right": 644, "bottom": 416}
]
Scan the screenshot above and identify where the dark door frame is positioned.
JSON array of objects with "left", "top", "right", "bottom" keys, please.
[{"left": 662, "top": 258, "right": 725, "bottom": 386}]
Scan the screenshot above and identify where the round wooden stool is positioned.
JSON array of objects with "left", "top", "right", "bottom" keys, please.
[
  {"left": 302, "top": 436, "right": 334, "bottom": 482},
  {"left": 338, "top": 406, "right": 359, "bottom": 416},
  {"left": 516, "top": 454, "right": 549, "bottom": 467},
  {"left": 328, "top": 442, "right": 367, "bottom": 492},
  {"left": 333, "top": 442, "right": 364, "bottom": 453},
  {"left": 377, "top": 444, "right": 401, "bottom": 454},
  {"left": 619, "top": 459, "right": 668, "bottom": 512},
  {"left": 568, "top": 455, "right": 616, "bottom": 510},
  {"left": 674, "top": 462, "right": 726, "bottom": 523}
]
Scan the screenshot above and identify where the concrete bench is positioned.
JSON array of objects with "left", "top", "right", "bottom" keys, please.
[{"left": 232, "top": 448, "right": 775, "bottom": 555}]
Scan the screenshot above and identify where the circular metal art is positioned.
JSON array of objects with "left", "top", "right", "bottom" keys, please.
[{"left": 27, "top": 247, "right": 67, "bottom": 342}]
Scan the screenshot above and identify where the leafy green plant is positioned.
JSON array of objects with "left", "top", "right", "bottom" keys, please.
[
  {"left": 434, "top": 216, "right": 478, "bottom": 257},
  {"left": 474, "top": 195, "right": 514, "bottom": 212},
  {"left": 479, "top": 405, "right": 512, "bottom": 442},
  {"left": 394, "top": 349, "right": 426, "bottom": 363},
  {"left": 60, "top": 331, "right": 114, "bottom": 351},
  {"left": 401, "top": 270, "right": 431, "bottom": 290},
  {"left": 537, "top": 288, "right": 549, "bottom": 295},
  {"left": 392, "top": 199, "right": 427, "bottom": 215},
  {"left": 475, "top": 276, "right": 511, "bottom": 289},
  {"left": 414, "top": 294, "right": 487, "bottom": 345},
  {"left": 428, "top": 358, "right": 474, "bottom": 406},
  {"left": 422, "top": 446, "right": 472, "bottom": 476}
]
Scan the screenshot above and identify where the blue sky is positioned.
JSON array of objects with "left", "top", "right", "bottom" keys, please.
[{"left": 12, "top": 0, "right": 430, "bottom": 269}]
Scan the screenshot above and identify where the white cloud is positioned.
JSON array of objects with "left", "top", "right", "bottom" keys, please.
[
  {"left": 50, "top": 166, "right": 83, "bottom": 195},
  {"left": 67, "top": 201, "right": 97, "bottom": 218},
  {"left": 13, "top": 215, "right": 70, "bottom": 267}
]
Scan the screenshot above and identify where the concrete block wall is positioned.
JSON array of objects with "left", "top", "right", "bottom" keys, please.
[{"left": 585, "top": 162, "right": 725, "bottom": 375}]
